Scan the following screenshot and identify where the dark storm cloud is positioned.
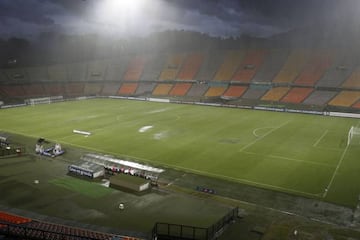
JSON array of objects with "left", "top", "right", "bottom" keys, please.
[{"left": 0, "top": 0, "right": 358, "bottom": 39}]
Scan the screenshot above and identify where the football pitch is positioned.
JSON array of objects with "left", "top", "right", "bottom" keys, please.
[{"left": 1, "top": 98, "right": 360, "bottom": 207}]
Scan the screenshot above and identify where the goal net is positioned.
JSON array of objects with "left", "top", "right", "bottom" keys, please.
[
  {"left": 26, "top": 96, "right": 63, "bottom": 106},
  {"left": 348, "top": 126, "right": 360, "bottom": 146}
]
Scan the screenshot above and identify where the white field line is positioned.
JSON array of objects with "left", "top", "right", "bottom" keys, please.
[
  {"left": 5, "top": 128, "right": 320, "bottom": 198},
  {"left": 242, "top": 151, "right": 335, "bottom": 168},
  {"left": 323, "top": 144, "right": 350, "bottom": 198},
  {"left": 252, "top": 127, "right": 273, "bottom": 137},
  {"left": 239, "top": 121, "right": 290, "bottom": 152},
  {"left": 313, "top": 129, "right": 329, "bottom": 147}
]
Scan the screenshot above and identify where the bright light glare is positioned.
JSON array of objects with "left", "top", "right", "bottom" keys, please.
[{"left": 97, "top": 0, "right": 146, "bottom": 22}]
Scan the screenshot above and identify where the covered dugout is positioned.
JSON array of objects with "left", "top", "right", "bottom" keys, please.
[
  {"left": 80, "top": 153, "right": 165, "bottom": 182},
  {"left": 68, "top": 161, "right": 105, "bottom": 179}
]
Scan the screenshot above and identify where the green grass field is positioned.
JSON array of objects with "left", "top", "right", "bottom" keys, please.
[{"left": 1, "top": 98, "right": 360, "bottom": 207}]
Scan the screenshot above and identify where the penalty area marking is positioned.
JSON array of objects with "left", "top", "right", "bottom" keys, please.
[
  {"left": 323, "top": 143, "right": 350, "bottom": 198},
  {"left": 240, "top": 121, "right": 290, "bottom": 152},
  {"left": 253, "top": 127, "right": 275, "bottom": 137},
  {"left": 313, "top": 129, "right": 329, "bottom": 147}
]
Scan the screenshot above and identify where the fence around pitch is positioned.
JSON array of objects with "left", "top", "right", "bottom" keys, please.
[{"left": 152, "top": 207, "right": 238, "bottom": 240}]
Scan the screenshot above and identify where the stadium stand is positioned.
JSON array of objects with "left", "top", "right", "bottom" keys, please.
[
  {"left": 273, "top": 49, "right": 309, "bottom": 83},
  {"left": 67, "top": 62, "right": 87, "bottom": 82},
  {"left": 196, "top": 50, "right": 226, "bottom": 81},
  {"left": 204, "top": 86, "right": 227, "bottom": 97},
  {"left": 123, "top": 56, "right": 146, "bottom": 81},
  {"left": 222, "top": 85, "right": 248, "bottom": 98},
  {"left": 252, "top": 49, "right": 289, "bottom": 83},
  {"left": 118, "top": 83, "right": 138, "bottom": 95},
  {"left": 140, "top": 54, "right": 165, "bottom": 81},
  {"left": 353, "top": 101, "right": 360, "bottom": 109},
  {"left": 159, "top": 53, "right": 185, "bottom": 81},
  {"left": 48, "top": 64, "right": 68, "bottom": 82},
  {"left": 213, "top": 50, "right": 246, "bottom": 81},
  {"left": 176, "top": 52, "right": 204, "bottom": 80},
  {"left": 303, "top": 90, "right": 338, "bottom": 106},
  {"left": 43, "top": 83, "right": 65, "bottom": 96},
  {"left": 135, "top": 82, "right": 157, "bottom": 95},
  {"left": 86, "top": 60, "right": 108, "bottom": 81},
  {"left": 241, "top": 87, "right": 267, "bottom": 100},
  {"left": 101, "top": 82, "right": 121, "bottom": 95},
  {"left": 280, "top": 87, "right": 314, "bottom": 103},
  {"left": 316, "top": 51, "right": 356, "bottom": 88},
  {"left": 0, "top": 70, "right": 9, "bottom": 83},
  {"left": 328, "top": 90, "right": 360, "bottom": 107},
  {"left": 152, "top": 83, "right": 173, "bottom": 95},
  {"left": 105, "top": 56, "right": 130, "bottom": 81},
  {"left": 169, "top": 83, "right": 192, "bottom": 96},
  {"left": 64, "top": 83, "right": 85, "bottom": 97},
  {"left": 3, "top": 68, "right": 29, "bottom": 83},
  {"left": 1, "top": 85, "right": 26, "bottom": 98},
  {"left": 294, "top": 52, "right": 333, "bottom": 86},
  {"left": 342, "top": 65, "right": 360, "bottom": 89},
  {"left": 232, "top": 50, "right": 267, "bottom": 82},
  {"left": 23, "top": 83, "right": 46, "bottom": 97},
  {"left": 187, "top": 83, "right": 209, "bottom": 97},
  {"left": 0, "top": 211, "right": 32, "bottom": 224},
  {"left": 26, "top": 66, "right": 49, "bottom": 82},
  {"left": 84, "top": 83, "right": 103, "bottom": 96},
  {"left": 261, "top": 87, "right": 290, "bottom": 101}
]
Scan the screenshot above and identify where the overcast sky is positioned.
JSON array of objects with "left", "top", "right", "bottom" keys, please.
[{"left": 0, "top": 0, "right": 359, "bottom": 40}]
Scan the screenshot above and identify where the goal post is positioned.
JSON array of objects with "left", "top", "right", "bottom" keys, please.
[
  {"left": 348, "top": 126, "right": 360, "bottom": 146},
  {"left": 25, "top": 96, "right": 63, "bottom": 106}
]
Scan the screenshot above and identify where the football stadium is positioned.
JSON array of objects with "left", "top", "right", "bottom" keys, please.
[{"left": 1, "top": 0, "right": 360, "bottom": 239}]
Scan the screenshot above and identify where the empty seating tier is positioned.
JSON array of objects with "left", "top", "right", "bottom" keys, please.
[
  {"left": 328, "top": 91, "right": 360, "bottom": 107},
  {"left": 187, "top": 84, "right": 209, "bottom": 97},
  {"left": 140, "top": 54, "right": 165, "bottom": 81},
  {"left": 23, "top": 83, "right": 46, "bottom": 97},
  {"left": 26, "top": 66, "right": 49, "bottom": 82},
  {"left": 294, "top": 52, "right": 333, "bottom": 86},
  {"left": 303, "top": 90, "right": 338, "bottom": 106},
  {"left": 352, "top": 101, "right": 360, "bottom": 109},
  {"left": 316, "top": 51, "right": 356, "bottom": 88},
  {"left": 135, "top": 82, "right": 157, "bottom": 95},
  {"left": 204, "top": 86, "right": 227, "bottom": 97},
  {"left": 48, "top": 64, "right": 68, "bottom": 82},
  {"left": 213, "top": 51, "right": 245, "bottom": 81},
  {"left": 152, "top": 83, "right": 173, "bottom": 95},
  {"left": 252, "top": 49, "right": 289, "bottom": 83},
  {"left": 101, "top": 83, "right": 121, "bottom": 95},
  {"left": 176, "top": 53, "right": 204, "bottom": 80},
  {"left": 232, "top": 50, "right": 267, "bottom": 82},
  {"left": 64, "top": 83, "right": 85, "bottom": 97},
  {"left": 86, "top": 60, "right": 108, "bottom": 81},
  {"left": 261, "top": 87, "right": 290, "bottom": 101},
  {"left": 169, "top": 83, "right": 192, "bottom": 96},
  {"left": 67, "top": 63, "right": 87, "bottom": 82},
  {"left": 0, "top": 211, "right": 31, "bottom": 224},
  {"left": 84, "top": 83, "right": 103, "bottom": 96},
  {"left": 273, "top": 49, "right": 309, "bottom": 83},
  {"left": 123, "top": 56, "right": 146, "bottom": 81},
  {"left": 1, "top": 85, "right": 26, "bottom": 97},
  {"left": 196, "top": 50, "right": 226, "bottom": 81},
  {"left": 222, "top": 86, "right": 248, "bottom": 98},
  {"left": 43, "top": 83, "right": 65, "bottom": 96},
  {"left": 118, "top": 83, "right": 138, "bottom": 95},
  {"left": 159, "top": 53, "right": 184, "bottom": 81},
  {"left": 105, "top": 57, "right": 130, "bottom": 81},
  {"left": 342, "top": 66, "right": 360, "bottom": 89},
  {"left": 280, "top": 87, "right": 314, "bottom": 103}
]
